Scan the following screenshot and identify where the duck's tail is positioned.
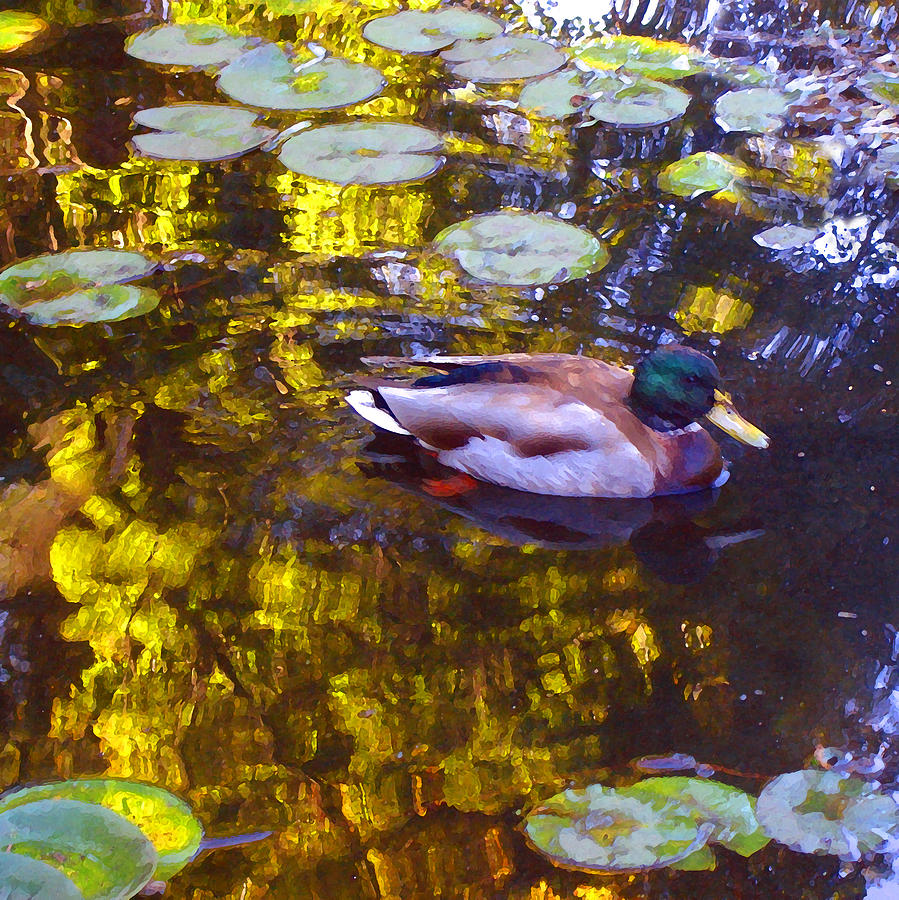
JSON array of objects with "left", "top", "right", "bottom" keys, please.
[{"left": 346, "top": 389, "right": 412, "bottom": 436}]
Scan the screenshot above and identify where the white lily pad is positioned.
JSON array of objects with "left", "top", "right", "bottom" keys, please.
[
  {"left": 0, "top": 11, "right": 48, "bottom": 55},
  {"left": 0, "top": 798, "right": 157, "bottom": 899},
  {"left": 441, "top": 35, "right": 566, "bottom": 83},
  {"left": 756, "top": 769, "right": 899, "bottom": 860},
  {"left": 714, "top": 86, "right": 796, "bottom": 134},
  {"left": 621, "top": 777, "right": 770, "bottom": 857},
  {"left": 0, "top": 851, "right": 84, "bottom": 899},
  {"left": 0, "top": 779, "right": 203, "bottom": 882},
  {"left": 125, "top": 23, "right": 256, "bottom": 69},
  {"left": 278, "top": 121, "right": 444, "bottom": 185},
  {"left": 753, "top": 223, "right": 819, "bottom": 249},
  {"left": 524, "top": 783, "right": 711, "bottom": 873},
  {"left": 362, "top": 9, "right": 503, "bottom": 55},
  {"left": 574, "top": 35, "right": 704, "bottom": 81},
  {"left": 217, "top": 43, "right": 386, "bottom": 111},
  {"left": 657, "top": 152, "right": 749, "bottom": 198},
  {"left": 433, "top": 210, "right": 609, "bottom": 286},
  {"left": 132, "top": 103, "right": 277, "bottom": 161}
]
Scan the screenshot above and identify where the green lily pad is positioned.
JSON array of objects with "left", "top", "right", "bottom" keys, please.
[
  {"left": 278, "top": 121, "right": 444, "bottom": 185},
  {"left": 519, "top": 68, "right": 688, "bottom": 126},
  {"left": 621, "top": 777, "right": 770, "bottom": 857},
  {"left": 362, "top": 9, "right": 503, "bottom": 54},
  {"left": 441, "top": 35, "right": 566, "bottom": 83},
  {"left": 0, "top": 798, "right": 157, "bottom": 899},
  {"left": 0, "top": 10, "right": 48, "bottom": 54},
  {"left": 0, "top": 249, "right": 157, "bottom": 325},
  {"left": 859, "top": 71, "right": 899, "bottom": 106},
  {"left": 524, "top": 783, "right": 711, "bottom": 873},
  {"left": 0, "top": 851, "right": 85, "bottom": 899},
  {"left": 217, "top": 44, "right": 386, "bottom": 111},
  {"left": 714, "top": 86, "right": 796, "bottom": 134},
  {"left": 657, "top": 152, "right": 749, "bottom": 198},
  {"left": 574, "top": 35, "right": 704, "bottom": 81},
  {"left": 132, "top": 103, "right": 277, "bottom": 161},
  {"left": 0, "top": 779, "right": 203, "bottom": 882},
  {"left": 756, "top": 769, "right": 899, "bottom": 860},
  {"left": 125, "top": 23, "right": 256, "bottom": 69},
  {"left": 433, "top": 210, "right": 609, "bottom": 286}
]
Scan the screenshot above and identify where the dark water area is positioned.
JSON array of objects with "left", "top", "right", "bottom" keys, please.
[{"left": 0, "top": 0, "right": 896, "bottom": 896}]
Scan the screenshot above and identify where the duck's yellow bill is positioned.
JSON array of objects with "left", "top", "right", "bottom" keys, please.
[{"left": 705, "top": 389, "right": 770, "bottom": 449}]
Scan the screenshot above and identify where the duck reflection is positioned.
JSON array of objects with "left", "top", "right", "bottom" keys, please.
[{"left": 360, "top": 433, "right": 762, "bottom": 584}]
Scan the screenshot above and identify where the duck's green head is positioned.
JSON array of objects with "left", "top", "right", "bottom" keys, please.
[{"left": 630, "top": 346, "right": 769, "bottom": 447}]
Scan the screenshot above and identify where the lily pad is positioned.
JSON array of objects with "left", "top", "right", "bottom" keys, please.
[
  {"left": 586, "top": 73, "right": 690, "bottom": 127},
  {"left": 362, "top": 9, "right": 503, "bottom": 55},
  {"left": 518, "top": 68, "right": 598, "bottom": 119},
  {"left": 753, "top": 223, "right": 819, "bottom": 249},
  {"left": 441, "top": 35, "right": 566, "bottom": 83},
  {"left": 524, "top": 783, "right": 711, "bottom": 873},
  {"left": 574, "top": 35, "right": 704, "bottom": 81},
  {"left": 859, "top": 71, "right": 899, "bottom": 106},
  {"left": 0, "top": 11, "right": 48, "bottom": 55},
  {"left": 125, "top": 23, "right": 256, "bottom": 69},
  {"left": 657, "top": 152, "right": 749, "bottom": 198},
  {"left": 0, "top": 798, "right": 157, "bottom": 899},
  {"left": 0, "top": 779, "right": 203, "bottom": 882},
  {"left": 756, "top": 769, "right": 899, "bottom": 860},
  {"left": 132, "top": 103, "right": 277, "bottom": 161},
  {"left": 217, "top": 43, "right": 385, "bottom": 111},
  {"left": 278, "top": 121, "right": 444, "bottom": 185},
  {"left": 0, "top": 249, "right": 158, "bottom": 325},
  {"left": 714, "top": 86, "right": 796, "bottom": 134},
  {"left": 0, "top": 851, "right": 84, "bottom": 899},
  {"left": 621, "top": 777, "right": 770, "bottom": 857},
  {"left": 433, "top": 210, "right": 609, "bottom": 286}
]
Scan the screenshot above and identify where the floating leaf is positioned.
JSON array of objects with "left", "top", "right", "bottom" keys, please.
[
  {"left": 132, "top": 103, "right": 277, "bottom": 161},
  {"left": 441, "top": 35, "right": 566, "bottom": 83},
  {"left": 519, "top": 68, "right": 688, "bottom": 126},
  {"left": 0, "top": 10, "right": 48, "bottom": 54},
  {"left": 278, "top": 122, "right": 444, "bottom": 185},
  {"left": 756, "top": 770, "right": 899, "bottom": 860},
  {"left": 622, "top": 777, "right": 770, "bottom": 857},
  {"left": 433, "top": 210, "right": 609, "bottom": 286},
  {"left": 714, "top": 87, "right": 796, "bottom": 134},
  {"left": 574, "top": 35, "right": 704, "bottom": 81},
  {"left": 0, "top": 798, "right": 157, "bottom": 899},
  {"left": 362, "top": 9, "right": 503, "bottom": 54},
  {"left": 753, "top": 223, "right": 819, "bottom": 249},
  {"left": 125, "top": 23, "right": 256, "bottom": 69},
  {"left": 0, "top": 779, "right": 203, "bottom": 881},
  {"left": 858, "top": 71, "right": 899, "bottom": 106},
  {"left": 524, "top": 784, "right": 711, "bottom": 873},
  {"left": 657, "top": 152, "right": 749, "bottom": 198},
  {"left": 218, "top": 44, "right": 385, "bottom": 111},
  {"left": 0, "top": 851, "right": 84, "bottom": 899},
  {"left": 0, "top": 249, "right": 157, "bottom": 325}
]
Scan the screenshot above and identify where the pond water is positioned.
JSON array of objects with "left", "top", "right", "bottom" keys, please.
[{"left": 0, "top": 0, "right": 897, "bottom": 896}]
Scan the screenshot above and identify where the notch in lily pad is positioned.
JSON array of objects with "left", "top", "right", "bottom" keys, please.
[
  {"left": 132, "top": 103, "right": 277, "bottom": 162},
  {"left": 362, "top": 8, "right": 503, "bottom": 55},
  {"left": 524, "top": 783, "right": 713, "bottom": 873},
  {"left": 519, "top": 68, "right": 689, "bottom": 126},
  {"left": 714, "top": 86, "right": 798, "bottom": 134},
  {"left": 756, "top": 769, "right": 899, "bottom": 860},
  {"left": 217, "top": 43, "right": 386, "bottom": 111},
  {"left": 0, "top": 248, "right": 160, "bottom": 326},
  {"left": 278, "top": 122, "right": 444, "bottom": 186},
  {"left": 125, "top": 23, "right": 257, "bottom": 70},
  {"left": 433, "top": 210, "right": 609, "bottom": 286},
  {"left": 441, "top": 35, "right": 566, "bottom": 83},
  {"left": 0, "top": 778, "right": 204, "bottom": 882},
  {"left": 574, "top": 35, "right": 704, "bottom": 81}
]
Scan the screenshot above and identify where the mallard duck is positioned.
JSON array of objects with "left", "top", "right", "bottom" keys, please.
[{"left": 347, "top": 346, "right": 769, "bottom": 498}]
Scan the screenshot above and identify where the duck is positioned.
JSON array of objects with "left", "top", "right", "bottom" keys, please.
[{"left": 346, "top": 346, "right": 769, "bottom": 499}]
